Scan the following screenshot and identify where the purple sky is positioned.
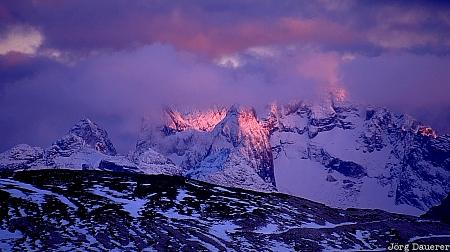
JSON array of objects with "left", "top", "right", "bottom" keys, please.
[{"left": 0, "top": 0, "right": 449, "bottom": 153}]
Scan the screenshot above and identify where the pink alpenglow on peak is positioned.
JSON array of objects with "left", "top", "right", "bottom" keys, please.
[{"left": 418, "top": 126, "right": 438, "bottom": 139}]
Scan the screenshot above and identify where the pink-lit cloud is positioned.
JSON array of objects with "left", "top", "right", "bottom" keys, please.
[{"left": 2, "top": 0, "right": 448, "bottom": 57}]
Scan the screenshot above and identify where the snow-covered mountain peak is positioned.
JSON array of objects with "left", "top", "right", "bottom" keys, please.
[
  {"left": 135, "top": 105, "right": 277, "bottom": 191},
  {"left": 211, "top": 105, "right": 260, "bottom": 146},
  {"left": 0, "top": 119, "right": 182, "bottom": 175},
  {"left": 265, "top": 100, "right": 450, "bottom": 214},
  {"left": 67, "top": 118, "right": 117, "bottom": 155},
  {"left": 164, "top": 106, "right": 227, "bottom": 132},
  {"left": 140, "top": 101, "right": 449, "bottom": 202}
]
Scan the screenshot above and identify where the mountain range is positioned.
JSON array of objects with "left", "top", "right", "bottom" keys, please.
[{"left": 1, "top": 99, "right": 449, "bottom": 216}]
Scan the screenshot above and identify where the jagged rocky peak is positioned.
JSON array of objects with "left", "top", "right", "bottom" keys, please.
[
  {"left": 213, "top": 105, "right": 259, "bottom": 145},
  {"left": 365, "top": 106, "right": 413, "bottom": 130},
  {"left": 136, "top": 104, "right": 277, "bottom": 191},
  {"left": 0, "top": 119, "right": 120, "bottom": 170},
  {"left": 164, "top": 106, "right": 227, "bottom": 132},
  {"left": 210, "top": 105, "right": 276, "bottom": 186},
  {"left": 46, "top": 118, "right": 117, "bottom": 160},
  {"left": 0, "top": 118, "right": 185, "bottom": 175},
  {"left": 261, "top": 103, "right": 281, "bottom": 133},
  {"left": 262, "top": 99, "right": 360, "bottom": 139},
  {"left": 68, "top": 118, "right": 117, "bottom": 155}
]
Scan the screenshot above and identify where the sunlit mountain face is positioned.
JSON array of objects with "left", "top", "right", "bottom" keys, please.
[{"left": 1, "top": 1, "right": 450, "bottom": 251}]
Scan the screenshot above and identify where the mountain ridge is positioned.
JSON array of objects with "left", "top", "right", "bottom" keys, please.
[
  {"left": 1, "top": 100, "right": 449, "bottom": 215},
  {"left": 138, "top": 100, "right": 450, "bottom": 215}
]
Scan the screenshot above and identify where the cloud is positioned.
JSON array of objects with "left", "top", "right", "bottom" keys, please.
[
  {"left": 1, "top": 1, "right": 448, "bottom": 57},
  {"left": 0, "top": 45, "right": 327, "bottom": 152},
  {"left": 0, "top": 25, "right": 43, "bottom": 55},
  {"left": 0, "top": 0, "right": 449, "bottom": 153}
]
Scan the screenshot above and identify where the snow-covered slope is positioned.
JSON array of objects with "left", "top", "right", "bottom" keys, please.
[
  {"left": 1, "top": 169, "right": 449, "bottom": 251},
  {"left": 137, "top": 101, "right": 450, "bottom": 215},
  {"left": 0, "top": 119, "right": 181, "bottom": 175}
]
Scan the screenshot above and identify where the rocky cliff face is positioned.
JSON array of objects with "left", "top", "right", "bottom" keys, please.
[
  {"left": 266, "top": 100, "right": 450, "bottom": 214},
  {"left": 136, "top": 100, "right": 450, "bottom": 214}
]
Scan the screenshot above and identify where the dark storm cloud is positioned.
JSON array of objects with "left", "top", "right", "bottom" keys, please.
[{"left": 1, "top": 0, "right": 449, "bottom": 56}]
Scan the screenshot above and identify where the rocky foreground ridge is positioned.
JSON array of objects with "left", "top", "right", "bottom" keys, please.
[{"left": 0, "top": 169, "right": 449, "bottom": 251}]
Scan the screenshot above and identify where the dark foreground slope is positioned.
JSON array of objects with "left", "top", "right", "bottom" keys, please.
[
  {"left": 423, "top": 194, "right": 450, "bottom": 225},
  {"left": 0, "top": 170, "right": 449, "bottom": 251}
]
